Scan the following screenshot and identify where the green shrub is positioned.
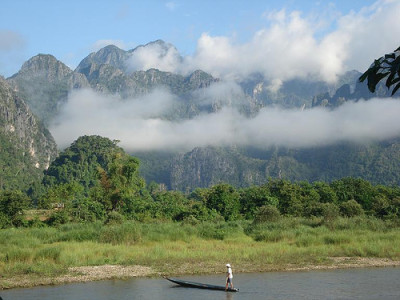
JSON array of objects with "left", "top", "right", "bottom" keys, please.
[
  {"left": 105, "top": 211, "right": 125, "bottom": 225},
  {"left": 46, "top": 210, "right": 69, "bottom": 226},
  {"left": 370, "top": 196, "right": 390, "bottom": 218},
  {"left": 0, "top": 212, "right": 10, "bottom": 229},
  {"left": 340, "top": 200, "right": 364, "bottom": 217},
  {"left": 253, "top": 205, "right": 281, "bottom": 223},
  {"left": 321, "top": 203, "right": 340, "bottom": 222}
]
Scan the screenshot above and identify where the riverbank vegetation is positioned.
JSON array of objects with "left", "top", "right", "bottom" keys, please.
[
  {"left": 1, "top": 216, "right": 400, "bottom": 289},
  {"left": 1, "top": 136, "right": 400, "bottom": 288}
]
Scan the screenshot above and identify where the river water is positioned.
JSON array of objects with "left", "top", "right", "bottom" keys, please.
[{"left": 1, "top": 267, "right": 399, "bottom": 299}]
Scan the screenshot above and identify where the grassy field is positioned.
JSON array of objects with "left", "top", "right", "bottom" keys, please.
[{"left": 1, "top": 217, "right": 400, "bottom": 289}]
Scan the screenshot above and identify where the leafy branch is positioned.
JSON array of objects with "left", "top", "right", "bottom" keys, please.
[{"left": 359, "top": 46, "right": 400, "bottom": 96}]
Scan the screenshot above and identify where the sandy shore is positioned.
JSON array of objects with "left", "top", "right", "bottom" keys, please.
[{"left": 1, "top": 257, "right": 399, "bottom": 290}]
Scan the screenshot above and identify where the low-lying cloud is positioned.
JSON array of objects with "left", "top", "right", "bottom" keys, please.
[{"left": 50, "top": 87, "right": 400, "bottom": 152}]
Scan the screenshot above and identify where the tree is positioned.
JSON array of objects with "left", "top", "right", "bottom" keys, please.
[
  {"left": 253, "top": 205, "right": 281, "bottom": 223},
  {"left": 239, "top": 185, "right": 278, "bottom": 219},
  {"left": 359, "top": 46, "right": 400, "bottom": 95},
  {"left": 312, "top": 181, "right": 338, "bottom": 204},
  {"left": 339, "top": 199, "right": 364, "bottom": 217},
  {"left": 205, "top": 183, "right": 240, "bottom": 221},
  {"left": 330, "top": 177, "right": 376, "bottom": 210},
  {"left": 0, "top": 190, "right": 29, "bottom": 227},
  {"left": 94, "top": 154, "right": 145, "bottom": 213},
  {"left": 38, "top": 181, "right": 83, "bottom": 209},
  {"left": 152, "top": 190, "right": 190, "bottom": 220},
  {"left": 267, "top": 179, "right": 303, "bottom": 216},
  {"left": 42, "top": 135, "right": 125, "bottom": 195}
]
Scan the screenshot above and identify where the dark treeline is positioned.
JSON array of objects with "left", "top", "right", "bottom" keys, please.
[{"left": 1, "top": 135, "right": 399, "bottom": 228}]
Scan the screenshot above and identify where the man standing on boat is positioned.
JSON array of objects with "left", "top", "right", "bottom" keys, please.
[{"left": 225, "top": 263, "right": 234, "bottom": 290}]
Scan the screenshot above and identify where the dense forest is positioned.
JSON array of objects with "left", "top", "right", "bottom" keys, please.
[{"left": 1, "top": 135, "right": 399, "bottom": 229}]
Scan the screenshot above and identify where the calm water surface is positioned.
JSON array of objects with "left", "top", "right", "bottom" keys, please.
[{"left": 1, "top": 267, "right": 399, "bottom": 299}]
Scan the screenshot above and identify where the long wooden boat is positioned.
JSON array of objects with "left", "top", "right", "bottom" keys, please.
[{"left": 166, "top": 277, "right": 239, "bottom": 292}]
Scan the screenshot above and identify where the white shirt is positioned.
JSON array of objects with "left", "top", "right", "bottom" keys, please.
[{"left": 227, "top": 267, "right": 233, "bottom": 278}]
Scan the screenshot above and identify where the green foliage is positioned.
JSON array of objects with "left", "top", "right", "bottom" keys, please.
[
  {"left": 267, "top": 179, "right": 303, "bottom": 216},
  {"left": 359, "top": 46, "right": 400, "bottom": 95},
  {"left": 152, "top": 190, "right": 190, "bottom": 220},
  {"left": 43, "top": 135, "right": 125, "bottom": 191},
  {"left": 331, "top": 177, "right": 376, "bottom": 209},
  {"left": 104, "top": 211, "right": 125, "bottom": 225},
  {"left": 304, "top": 202, "right": 339, "bottom": 219},
  {"left": 0, "top": 134, "right": 46, "bottom": 192},
  {"left": 312, "top": 181, "right": 338, "bottom": 203},
  {"left": 253, "top": 205, "right": 281, "bottom": 223},
  {"left": 0, "top": 212, "right": 10, "bottom": 229},
  {"left": 38, "top": 182, "right": 84, "bottom": 209},
  {"left": 0, "top": 190, "right": 29, "bottom": 227},
  {"left": 70, "top": 197, "right": 105, "bottom": 222},
  {"left": 94, "top": 154, "right": 146, "bottom": 215},
  {"left": 46, "top": 210, "right": 70, "bottom": 226},
  {"left": 239, "top": 185, "right": 279, "bottom": 218},
  {"left": 99, "top": 222, "right": 141, "bottom": 244},
  {"left": 340, "top": 199, "right": 364, "bottom": 217},
  {"left": 205, "top": 183, "right": 241, "bottom": 221}
]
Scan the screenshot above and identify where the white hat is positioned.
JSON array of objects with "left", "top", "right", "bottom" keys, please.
[{"left": 226, "top": 264, "right": 231, "bottom": 267}]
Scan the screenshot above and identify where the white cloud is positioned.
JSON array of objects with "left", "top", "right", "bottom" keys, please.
[
  {"left": 126, "top": 42, "right": 182, "bottom": 73},
  {"left": 122, "top": 1, "right": 400, "bottom": 86},
  {"left": 50, "top": 86, "right": 400, "bottom": 152},
  {"left": 335, "top": 0, "right": 400, "bottom": 72}
]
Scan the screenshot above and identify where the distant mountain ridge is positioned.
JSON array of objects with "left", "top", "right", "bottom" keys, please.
[{"left": 2, "top": 40, "right": 400, "bottom": 191}]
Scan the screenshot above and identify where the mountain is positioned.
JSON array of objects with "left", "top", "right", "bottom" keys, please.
[
  {"left": 0, "top": 76, "right": 58, "bottom": 191},
  {"left": 75, "top": 42, "right": 217, "bottom": 102},
  {"left": 7, "top": 54, "right": 89, "bottom": 125},
  {"left": 239, "top": 71, "right": 361, "bottom": 109},
  {"left": 135, "top": 140, "right": 400, "bottom": 191},
  {"left": 312, "top": 71, "right": 395, "bottom": 108},
  {"left": 2, "top": 40, "right": 400, "bottom": 192},
  {"left": 75, "top": 44, "right": 130, "bottom": 74}
]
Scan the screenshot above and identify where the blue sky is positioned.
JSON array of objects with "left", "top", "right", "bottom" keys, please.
[{"left": 1, "top": 0, "right": 395, "bottom": 79}]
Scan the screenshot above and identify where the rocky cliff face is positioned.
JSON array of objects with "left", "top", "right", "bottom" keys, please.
[
  {"left": 8, "top": 54, "right": 89, "bottom": 125},
  {"left": 75, "top": 43, "right": 217, "bottom": 100},
  {"left": 0, "top": 76, "right": 58, "bottom": 190},
  {"left": 76, "top": 44, "right": 130, "bottom": 73}
]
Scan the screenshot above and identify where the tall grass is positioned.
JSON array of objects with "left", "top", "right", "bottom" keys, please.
[{"left": 1, "top": 216, "right": 399, "bottom": 286}]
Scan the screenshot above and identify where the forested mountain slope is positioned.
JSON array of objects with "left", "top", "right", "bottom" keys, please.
[{"left": 0, "top": 76, "right": 58, "bottom": 191}]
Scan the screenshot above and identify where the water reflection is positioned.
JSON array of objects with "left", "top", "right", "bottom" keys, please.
[{"left": 226, "top": 292, "right": 234, "bottom": 300}]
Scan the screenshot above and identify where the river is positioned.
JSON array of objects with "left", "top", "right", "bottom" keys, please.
[{"left": 1, "top": 267, "right": 399, "bottom": 299}]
